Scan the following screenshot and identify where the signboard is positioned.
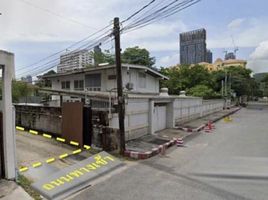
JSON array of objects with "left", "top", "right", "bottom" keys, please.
[{"left": 32, "top": 152, "right": 123, "bottom": 200}]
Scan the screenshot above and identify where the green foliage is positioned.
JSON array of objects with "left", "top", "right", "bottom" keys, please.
[
  {"left": 91, "top": 50, "right": 115, "bottom": 66},
  {"left": 12, "top": 81, "right": 34, "bottom": 102},
  {"left": 0, "top": 81, "right": 35, "bottom": 102},
  {"left": 161, "top": 65, "right": 259, "bottom": 99},
  {"left": 122, "top": 46, "right": 155, "bottom": 67},
  {"left": 160, "top": 64, "right": 213, "bottom": 95},
  {"left": 187, "top": 85, "right": 217, "bottom": 99}
]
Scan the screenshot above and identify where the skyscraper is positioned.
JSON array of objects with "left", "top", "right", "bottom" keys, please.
[
  {"left": 180, "top": 28, "right": 207, "bottom": 65},
  {"left": 206, "top": 49, "right": 213, "bottom": 63}
]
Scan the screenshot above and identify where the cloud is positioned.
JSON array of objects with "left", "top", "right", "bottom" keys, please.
[
  {"left": 158, "top": 53, "right": 180, "bottom": 67},
  {"left": 248, "top": 40, "right": 268, "bottom": 73},
  {"left": 250, "top": 41, "right": 268, "bottom": 60},
  {"left": 228, "top": 18, "right": 245, "bottom": 29},
  {"left": 208, "top": 18, "right": 268, "bottom": 49}
]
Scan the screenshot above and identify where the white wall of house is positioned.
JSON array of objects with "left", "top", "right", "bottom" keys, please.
[{"left": 49, "top": 68, "right": 160, "bottom": 102}]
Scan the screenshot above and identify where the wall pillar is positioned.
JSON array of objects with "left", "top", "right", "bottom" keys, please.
[
  {"left": 166, "top": 100, "right": 175, "bottom": 128},
  {"left": 148, "top": 100, "right": 154, "bottom": 134},
  {"left": 0, "top": 50, "right": 16, "bottom": 180}
]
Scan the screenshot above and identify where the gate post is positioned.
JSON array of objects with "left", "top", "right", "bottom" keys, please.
[{"left": 0, "top": 50, "right": 16, "bottom": 180}]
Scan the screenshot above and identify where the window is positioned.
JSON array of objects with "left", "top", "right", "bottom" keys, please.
[
  {"left": 138, "top": 72, "right": 146, "bottom": 88},
  {"left": 74, "top": 80, "right": 84, "bottom": 90},
  {"left": 61, "top": 81, "right": 70, "bottom": 89},
  {"left": 85, "top": 73, "right": 101, "bottom": 91}
]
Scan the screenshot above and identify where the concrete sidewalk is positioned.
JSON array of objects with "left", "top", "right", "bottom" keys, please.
[
  {"left": 177, "top": 106, "right": 241, "bottom": 132},
  {"left": 125, "top": 106, "right": 241, "bottom": 159},
  {"left": 0, "top": 180, "right": 32, "bottom": 200}
]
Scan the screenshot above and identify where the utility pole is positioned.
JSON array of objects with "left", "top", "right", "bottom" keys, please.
[
  {"left": 225, "top": 70, "right": 228, "bottom": 97},
  {"left": 221, "top": 80, "right": 224, "bottom": 97},
  {"left": 113, "top": 17, "right": 125, "bottom": 154}
]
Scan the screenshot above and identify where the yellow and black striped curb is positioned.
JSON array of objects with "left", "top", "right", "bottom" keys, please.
[{"left": 16, "top": 126, "right": 90, "bottom": 148}]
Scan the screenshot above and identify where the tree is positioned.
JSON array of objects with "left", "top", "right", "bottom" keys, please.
[
  {"left": 90, "top": 50, "right": 115, "bottom": 66},
  {"left": 261, "top": 74, "right": 268, "bottom": 97},
  {"left": 160, "top": 64, "right": 213, "bottom": 95},
  {"left": 0, "top": 81, "right": 34, "bottom": 103},
  {"left": 187, "top": 85, "right": 218, "bottom": 99},
  {"left": 122, "top": 46, "right": 155, "bottom": 67}
]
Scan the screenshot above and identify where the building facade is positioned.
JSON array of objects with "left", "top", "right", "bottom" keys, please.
[
  {"left": 57, "top": 50, "right": 94, "bottom": 73},
  {"left": 225, "top": 52, "right": 236, "bottom": 60},
  {"left": 206, "top": 49, "right": 213, "bottom": 63},
  {"left": 180, "top": 29, "right": 207, "bottom": 65},
  {"left": 198, "top": 58, "right": 247, "bottom": 72}
]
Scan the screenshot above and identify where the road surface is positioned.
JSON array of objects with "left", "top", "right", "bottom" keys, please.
[{"left": 71, "top": 106, "right": 268, "bottom": 200}]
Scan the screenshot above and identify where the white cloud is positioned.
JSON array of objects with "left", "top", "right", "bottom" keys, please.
[
  {"left": 248, "top": 40, "right": 268, "bottom": 73},
  {"left": 158, "top": 53, "right": 180, "bottom": 67},
  {"left": 250, "top": 41, "right": 268, "bottom": 60},
  {"left": 208, "top": 18, "right": 268, "bottom": 49},
  {"left": 228, "top": 18, "right": 245, "bottom": 29}
]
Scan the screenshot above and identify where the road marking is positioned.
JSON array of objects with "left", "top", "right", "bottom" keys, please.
[
  {"left": 29, "top": 130, "right": 38, "bottom": 135},
  {"left": 59, "top": 153, "right": 69, "bottom": 159},
  {"left": 16, "top": 126, "right": 25, "bottom": 131},
  {"left": 19, "top": 167, "right": 29, "bottom": 172},
  {"left": 43, "top": 133, "right": 52, "bottom": 139},
  {"left": 70, "top": 141, "right": 79, "bottom": 146},
  {"left": 72, "top": 149, "right": 82, "bottom": 155},
  {"left": 84, "top": 145, "right": 91, "bottom": 150},
  {"left": 56, "top": 137, "right": 66, "bottom": 143},
  {"left": 46, "top": 158, "right": 56, "bottom": 164},
  {"left": 32, "top": 162, "right": 42, "bottom": 168}
]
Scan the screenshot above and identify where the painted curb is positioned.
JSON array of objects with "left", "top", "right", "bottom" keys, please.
[{"left": 124, "top": 107, "right": 241, "bottom": 160}]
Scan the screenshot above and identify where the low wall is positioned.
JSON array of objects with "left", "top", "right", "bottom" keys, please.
[
  {"left": 109, "top": 98, "right": 150, "bottom": 141},
  {"left": 15, "top": 105, "right": 62, "bottom": 135},
  {"left": 174, "top": 99, "right": 224, "bottom": 125}
]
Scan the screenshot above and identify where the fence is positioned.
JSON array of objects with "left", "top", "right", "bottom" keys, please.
[{"left": 174, "top": 99, "right": 224, "bottom": 125}]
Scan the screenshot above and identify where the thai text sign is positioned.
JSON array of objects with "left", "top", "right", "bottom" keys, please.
[{"left": 32, "top": 151, "right": 123, "bottom": 200}]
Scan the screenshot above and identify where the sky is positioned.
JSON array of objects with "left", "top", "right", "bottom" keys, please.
[{"left": 1, "top": 0, "right": 268, "bottom": 78}]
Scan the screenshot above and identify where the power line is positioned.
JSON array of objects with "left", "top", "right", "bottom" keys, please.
[
  {"left": 123, "top": 0, "right": 200, "bottom": 32},
  {"left": 17, "top": 34, "right": 112, "bottom": 77},
  {"left": 18, "top": 0, "right": 97, "bottom": 30},
  {"left": 121, "top": 0, "right": 157, "bottom": 23},
  {"left": 123, "top": 0, "right": 200, "bottom": 34},
  {"left": 17, "top": 23, "right": 113, "bottom": 72}
]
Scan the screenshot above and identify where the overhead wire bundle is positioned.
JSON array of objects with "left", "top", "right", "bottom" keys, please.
[{"left": 17, "top": 0, "right": 201, "bottom": 78}]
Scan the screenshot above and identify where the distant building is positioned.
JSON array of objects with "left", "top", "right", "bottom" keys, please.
[
  {"left": 94, "top": 44, "right": 102, "bottom": 54},
  {"left": 206, "top": 49, "right": 213, "bottom": 63},
  {"left": 180, "top": 28, "right": 207, "bottom": 65},
  {"left": 57, "top": 50, "right": 94, "bottom": 73},
  {"left": 225, "top": 52, "right": 236, "bottom": 60},
  {"left": 198, "top": 58, "right": 247, "bottom": 72},
  {"left": 21, "top": 75, "right": 32, "bottom": 84}
]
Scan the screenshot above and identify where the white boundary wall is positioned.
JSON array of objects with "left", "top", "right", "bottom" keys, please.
[{"left": 109, "top": 96, "right": 224, "bottom": 141}]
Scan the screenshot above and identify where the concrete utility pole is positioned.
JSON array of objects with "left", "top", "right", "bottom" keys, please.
[{"left": 113, "top": 17, "right": 125, "bottom": 155}]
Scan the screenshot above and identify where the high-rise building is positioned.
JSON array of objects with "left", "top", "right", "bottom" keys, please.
[
  {"left": 225, "top": 52, "right": 236, "bottom": 60},
  {"left": 21, "top": 75, "right": 32, "bottom": 84},
  {"left": 206, "top": 49, "right": 213, "bottom": 63},
  {"left": 57, "top": 50, "right": 94, "bottom": 73},
  {"left": 180, "top": 28, "right": 207, "bottom": 65}
]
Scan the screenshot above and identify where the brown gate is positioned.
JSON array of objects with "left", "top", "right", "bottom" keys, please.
[{"left": 62, "top": 102, "right": 92, "bottom": 146}]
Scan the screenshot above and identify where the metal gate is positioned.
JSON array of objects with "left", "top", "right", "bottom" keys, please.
[
  {"left": 62, "top": 102, "right": 92, "bottom": 146},
  {"left": 153, "top": 105, "right": 167, "bottom": 132}
]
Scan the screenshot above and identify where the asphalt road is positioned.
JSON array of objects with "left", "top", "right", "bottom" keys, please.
[{"left": 71, "top": 106, "right": 268, "bottom": 200}]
